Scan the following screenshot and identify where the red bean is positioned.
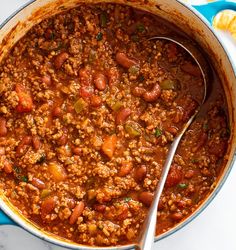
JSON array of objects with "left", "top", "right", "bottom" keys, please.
[
  {"left": 143, "top": 83, "right": 161, "bottom": 102},
  {"left": 116, "top": 108, "right": 131, "bottom": 125},
  {"left": 118, "top": 161, "right": 133, "bottom": 177},
  {"left": 16, "top": 136, "right": 32, "bottom": 156},
  {"left": 93, "top": 72, "right": 107, "bottom": 91},
  {"left": 90, "top": 95, "right": 102, "bottom": 107},
  {"left": 134, "top": 165, "right": 147, "bottom": 182},
  {"left": 185, "top": 169, "right": 195, "bottom": 179},
  {"left": 32, "top": 177, "right": 46, "bottom": 189},
  {"left": 0, "top": 118, "right": 7, "bottom": 136},
  {"left": 171, "top": 212, "right": 183, "bottom": 221},
  {"left": 94, "top": 204, "right": 106, "bottom": 212},
  {"left": 165, "top": 164, "right": 182, "bottom": 188},
  {"left": 41, "top": 196, "right": 56, "bottom": 219},
  {"left": 54, "top": 52, "right": 69, "bottom": 69},
  {"left": 58, "top": 134, "right": 68, "bottom": 146},
  {"left": 138, "top": 191, "right": 154, "bottom": 207},
  {"left": 4, "top": 161, "right": 13, "bottom": 174},
  {"left": 69, "top": 201, "right": 85, "bottom": 225},
  {"left": 32, "top": 136, "right": 41, "bottom": 150},
  {"left": 166, "top": 126, "right": 178, "bottom": 136},
  {"left": 72, "top": 147, "right": 82, "bottom": 155},
  {"left": 115, "top": 52, "right": 138, "bottom": 68},
  {"left": 41, "top": 75, "right": 51, "bottom": 85},
  {"left": 67, "top": 198, "right": 76, "bottom": 209}
]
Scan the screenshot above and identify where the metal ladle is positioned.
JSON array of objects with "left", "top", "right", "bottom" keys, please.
[{"left": 135, "top": 36, "right": 210, "bottom": 250}]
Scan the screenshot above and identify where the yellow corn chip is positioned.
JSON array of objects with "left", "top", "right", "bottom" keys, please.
[
  {"left": 228, "top": 16, "right": 236, "bottom": 33},
  {"left": 213, "top": 10, "right": 235, "bottom": 30}
]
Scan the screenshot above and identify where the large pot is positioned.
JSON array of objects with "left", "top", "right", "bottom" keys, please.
[{"left": 0, "top": 0, "right": 236, "bottom": 249}]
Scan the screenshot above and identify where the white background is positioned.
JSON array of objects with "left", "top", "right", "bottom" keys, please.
[{"left": 0, "top": 1, "right": 236, "bottom": 250}]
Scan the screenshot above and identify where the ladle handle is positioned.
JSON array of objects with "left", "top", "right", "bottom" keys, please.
[
  {"left": 192, "top": 0, "right": 236, "bottom": 24},
  {"left": 136, "top": 111, "right": 198, "bottom": 250}
]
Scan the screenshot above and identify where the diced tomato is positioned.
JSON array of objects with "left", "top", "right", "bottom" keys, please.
[{"left": 15, "top": 84, "right": 33, "bottom": 113}]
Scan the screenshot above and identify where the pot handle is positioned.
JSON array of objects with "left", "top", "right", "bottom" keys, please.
[
  {"left": 0, "top": 209, "right": 16, "bottom": 225},
  {"left": 192, "top": 0, "right": 236, "bottom": 24}
]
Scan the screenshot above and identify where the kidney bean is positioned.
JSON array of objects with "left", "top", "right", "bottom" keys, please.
[
  {"left": 115, "top": 52, "right": 138, "bottom": 69},
  {"left": 177, "top": 200, "right": 187, "bottom": 209},
  {"left": 4, "top": 161, "right": 13, "bottom": 174},
  {"left": 118, "top": 161, "right": 133, "bottom": 177},
  {"left": 69, "top": 201, "right": 85, "bottom": 225},
  {"left": 90, "top": 95, "right": 102, "bottom": 107},
  {"left": 67, "top": 198, "right": 76, "bottom": 209},
  {"left": 54, "top": 52, "right": 69, "bottom": 69},
  {"left": 72, "top": 147, "right": 82, "bottom": 155},
  {"left": 171, "top": 212, "right": 183, "bottom": 221},
  {"left": 132, "top": 87, "right": 146, "bottom": 97},
  {"left": 16, "top": 136, "right": 32, "bottom": 156},
  {"left": 52, "top": 106, "right": 63, "bottom": 117},
  {"left": 32, "top": 136, "right": 41, "bottom": 150},
  {"left": 32, "top": 177, "right": 45, "bottom": 189},
  {"left": 134, "top": 165, "right": 147, "bottom": 182},
  {"left": 165, "top": 164, "right": 182, "bottom": 188},
  {"left": 93, "top": 72, "right": 107, "bottom": 91},
  {"left": 185, "top": 169, "right": 195, "bottom": 179},
  {"left": 0, "top": 118, "right": 7, "bottom": 136},
  {"left": 116, "top": 108, "right": 131, "bottom": 125},
  {"left": 138, "top": 191, "right": 154, "bottom": 207},
  {"left": 166, "top": 126, "right": 178, "bottom": 136},
  {"left": 41, "top": 196, "right": 56, "bottom": 219},
  {"left": 57, "top": 128, "right": 68, "bottom": 146},
  {"left": 143, "top": 83, "right": 161, "bottom": 102},
  {"left": 41, "top": 75, "right": 51, "bottom": 86},
  {"left": 94, "top": 204, "right": 106, "bottom": 212}
]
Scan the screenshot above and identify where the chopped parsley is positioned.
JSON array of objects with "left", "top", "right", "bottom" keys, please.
[
  {"left": 154, "top": 128, "right": 162, "bottom": 137},
  {"left": 124, "top": 197, "right": 132, "bottom": 202},
  {"left": 96, "top": 32, "right": 103, "bottom": 41},
  {"left": 178, "top": 183, "right": 188, "bottom": 189}
]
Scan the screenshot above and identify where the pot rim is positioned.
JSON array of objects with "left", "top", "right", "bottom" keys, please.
[{"left": 0, "top": 0, "right": 236, "bottom": 249}]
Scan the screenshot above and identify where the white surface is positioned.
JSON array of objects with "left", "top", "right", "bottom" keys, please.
[{"left": 0, "top": 1, "right": 236, "bottom": 250}]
